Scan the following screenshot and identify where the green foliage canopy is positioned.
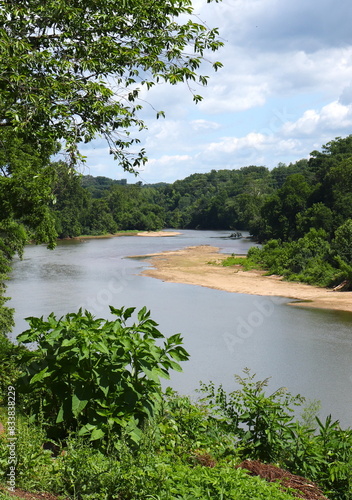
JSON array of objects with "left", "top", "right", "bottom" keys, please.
[{"left": 0, "top": 0, "right": 223, "bottom": 170}]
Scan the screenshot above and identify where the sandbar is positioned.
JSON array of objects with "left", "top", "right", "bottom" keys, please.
[
  {"left": 136, "top": 230, "right": 181, "bottom": 237},
  {"left": 138, "top": 245, "right": 352, "bottom": 313}
]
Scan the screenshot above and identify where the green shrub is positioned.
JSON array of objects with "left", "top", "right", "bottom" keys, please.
[
  {"left": 52, "top": 442, "right": 297, "bottom": 500},
  {"left": 156, "top": 389, "right": 235, "bottom": 459},
  {"left": 16, "top": 306, "right": 189, "bottom": 445},
  {"left": 199, "top": 369, "right": 305, "bottom": 463},
  {"left": 247, "top": 229, "right": 339, "bottom": 287},
  {"left": 199, "top": 369, "right": 352, "bottom": 500}
]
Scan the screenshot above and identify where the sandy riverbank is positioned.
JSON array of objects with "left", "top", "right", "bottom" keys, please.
[
  {"left": 136, "top": 231, "right": 181, "bottom": 237},
  {"left": 66, "top": 230, "right": 181, "bottom": 241},
  {"left": 137, "top": 245, "right": 352, "bottom": 313}
]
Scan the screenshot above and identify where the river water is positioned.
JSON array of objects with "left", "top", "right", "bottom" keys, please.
[{"left": 7, "top": 230, "right": 352, "bottom": 427}]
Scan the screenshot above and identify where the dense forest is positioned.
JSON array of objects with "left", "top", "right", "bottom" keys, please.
[
  {"left": 52, "top": 135, "right": 352, "bottom": 239},
  {"left": 51, "top": 135, "right": 352, "bottom": 289},
  {"left": 52, "top": 160, "right": 308, "bottom": 236}
]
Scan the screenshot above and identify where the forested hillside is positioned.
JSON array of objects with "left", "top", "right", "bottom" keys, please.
[
  {"left": 51, "top": 134, "right": 352, "bottom": 290},
  {"left": 52, "top": 135, "right": 351, "bottom": 237},
  {"left": 51, "top": 158, "right": 311, "bottom": 236}
]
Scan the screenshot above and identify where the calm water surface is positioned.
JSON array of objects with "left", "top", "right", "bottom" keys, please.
[{"left": 7, "top": 230, "right": 352, "bottom": 427}]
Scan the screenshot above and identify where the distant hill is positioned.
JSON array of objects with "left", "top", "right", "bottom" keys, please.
[{"left": 81, "top": 175, "right": 127, "bottom": 198}]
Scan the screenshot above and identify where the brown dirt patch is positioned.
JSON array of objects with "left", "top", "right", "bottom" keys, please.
[
  {"left": 0, "top": 487, "right": 68, "bottom": 500},
  {"left": 237, "top": 460, "right": 329, "bottom": 499}
]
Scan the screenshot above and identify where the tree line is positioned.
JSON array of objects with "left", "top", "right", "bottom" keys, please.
[
  {"left": 51, "top": 158, "right": 308, "bottom": 236},
  {"left": 51, "top": 134, "right": 352, "bottom": 240}
]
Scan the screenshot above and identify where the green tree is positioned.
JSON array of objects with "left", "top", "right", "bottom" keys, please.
[
  {"left": 295, "top": 202, "right": 334, "bottom": 237},
  {"left": 309, "top": 135, "right": 352, "bottom": 183},
  {"left": 85, "top": 198, "right": 118, "bottom": 235},
  {"left": 325, "top": 158, "right": 352, "bottom": 225},
  {"left": 333, "top": 219, "right": 352, "bottom": 265},
  {"left": 0, "top": 0, "right": 223, "bottom": 170},
  {"left": 253, "top": 174, "right": 313, "bottom": 242},
  {"left": 51, "top": 161, "right": 91, "bottom": 238},
  {"left": 0, "top": 131, "right": 58, "bottom": 335}
]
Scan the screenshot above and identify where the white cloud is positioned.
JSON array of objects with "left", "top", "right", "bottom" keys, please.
[
  {"left": 282, "top": 101, "right": 352, "bottom": 136},
  {"left": 190, "top": 119, "right": 221, "bottom": 131},
  {"left": 83, "top": 0, "right": 352, "bottom": 183}
]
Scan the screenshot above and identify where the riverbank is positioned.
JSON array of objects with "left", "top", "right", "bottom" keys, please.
[
  {"left": 138, "top": 245, "right": 352, "bottom": 313},
  {"left": 66, "top": 230, "right": 181, "bottom": 241}
]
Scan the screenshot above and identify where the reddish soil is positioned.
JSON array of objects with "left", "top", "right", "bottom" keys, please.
[
  {"left": 237, "top": 460, "right": 329, "bottom": 499},
  {"left": 0, "top": 488, "right": 68, "bottom": 500}
]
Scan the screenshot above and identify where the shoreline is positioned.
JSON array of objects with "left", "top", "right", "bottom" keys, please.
[
  {"left": 62, "top": 230, "right": 182, "bottom": 241},
  {"left": 136, "top": 245, "right": 352, "bottom": 314}
]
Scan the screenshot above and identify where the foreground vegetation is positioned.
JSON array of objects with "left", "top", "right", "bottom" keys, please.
[{"left": 1, "top": 309, "right": 352, "bottom": 499}]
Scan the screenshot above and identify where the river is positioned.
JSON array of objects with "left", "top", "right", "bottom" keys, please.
[{"left": 7, "top": 229, "right": 352, "bottom": 427}]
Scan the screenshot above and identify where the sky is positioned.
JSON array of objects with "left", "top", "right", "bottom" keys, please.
[{"left": 80, "top": 0, "right": 352, "bottom": 184}]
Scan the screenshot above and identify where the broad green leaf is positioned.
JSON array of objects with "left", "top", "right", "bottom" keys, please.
[
  {"left": 30, "top": 366, "right": 50, "bottom": 384},
  {"left": 93, "top": 341, "right": 110, "bottom": 355},
  {"left": 123, "top": 307, "right": 135, "bottom": 320},
  {"left": 137, "top": 306, "right": 148, "bottom": 322},
  {"left": 61, "top": 338, "right": 77, "bottom": 348},
  {"left": 168, "top": 346, "right": 190, "bottom": 361},
  {"left": 168, "top": 360, "right": 182, "bottom": 372},
  {"left": 72, "top": 393, "right": 89, "bottom": 417},
  {"left": 78, "top": 423, "right": 95, "bottom": 436},
  {"left": 90, "top": 428, "right": 105, "bottom": 441}
]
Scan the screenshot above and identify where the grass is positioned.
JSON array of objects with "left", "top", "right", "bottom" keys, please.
[{"left": 220, "top": 254, "right": 262, "bottom": 271}]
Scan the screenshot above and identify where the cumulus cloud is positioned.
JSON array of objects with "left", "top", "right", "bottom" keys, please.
[
  {"left": 282, "top": 101, "right": 352, "bottom": 136},
  {"left": 83, "top": 0, "right": 352, "bottom": 183},
  {"left": 190, "top": 119, "right": 221, "bottom": 131}
]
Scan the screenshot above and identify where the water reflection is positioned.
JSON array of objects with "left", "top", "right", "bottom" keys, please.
[{"left": 7, "top": 230, "right": 352, "bottom": 427}]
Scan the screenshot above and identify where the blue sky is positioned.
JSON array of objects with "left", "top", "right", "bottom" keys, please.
[{"left": 79, "top": 0, "right": 352, "bottom": 184}]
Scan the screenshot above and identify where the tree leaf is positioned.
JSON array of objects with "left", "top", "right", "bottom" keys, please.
[{"left": 30, "top": 366, "right": 50, "bottom": 384}]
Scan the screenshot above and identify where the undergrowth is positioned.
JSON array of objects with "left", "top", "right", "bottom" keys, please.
[{"left": 0, "top": 371, "right": 351, "bottom": 499}]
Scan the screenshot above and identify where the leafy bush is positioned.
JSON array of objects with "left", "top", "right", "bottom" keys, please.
[
  {"left": 3, "top": 372, "right": 352, "bottom": 499},
  {"left": 0, "top": 336, "right": 27, "bottom": 405},
  {"left": 200, "top": 369, "right": 352, "bottom": 500},
  {"left": 199, "top": 369, "right": 305, "bottom": 463},
  {"left": 52, "top": 439, "right": 296, "bottom": 500},
  {"left": 247, "top": 229, "right": 339, "bottom": 287},
  {"left": 156, "top": 389, "right": 235, "bottom": 459},
  {"left": 332, "top": 219, "right": 352, "bottom": 264},
  {"left": 16, "top": 306, "right": 189, "bottom": 445}
]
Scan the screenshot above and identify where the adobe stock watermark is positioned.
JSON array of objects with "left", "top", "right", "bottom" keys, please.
[
  {"left": 7, "top": 386, "right": 17, "bottom": 492},
  {"left": 223, "top": 296, "right": 284, "bottom": 353},
  {"left": 77, "top": 265, "right": 135, "bottom": 315},
  {"left": 252, "top": 107, "right": 295, "bottom": 152}
]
